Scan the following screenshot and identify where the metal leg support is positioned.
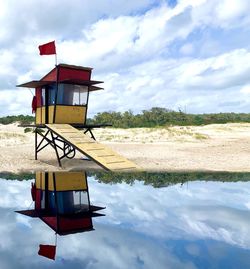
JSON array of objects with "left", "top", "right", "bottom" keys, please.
[
  {"left": 51, "top": 132, "right": 62, "bottom": 167},
  {"left": 84, "top": 128, "right": 96, "bottom": 140},
  {"left": 35, "top": 127, "right": 77, "bottom": 167}
]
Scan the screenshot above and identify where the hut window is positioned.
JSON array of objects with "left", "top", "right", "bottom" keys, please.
[
  {"left": 57, "top": 84, "right": 88, "bottom": 106},
  {"left": 48, "top": 84, "right": 56, "bottom": 105},
  {"left": 55, "top": 191, "right": 89, "bottom": 214},
  {"left": 73, "top": 85, "right": 88, "bottom": 105},
  {"left": 41, "top": 87, "right": 46, "bottom": 106},
  {"left": 41, "top": 84, "right": 56, "bottom": 105},
  {"left": 73, "top": 190, "right": 89, "bottom": 211}
]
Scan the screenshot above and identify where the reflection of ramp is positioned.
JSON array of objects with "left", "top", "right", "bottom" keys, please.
[{"left": 46, "top": 124, "right": 140, "bottom": 171}]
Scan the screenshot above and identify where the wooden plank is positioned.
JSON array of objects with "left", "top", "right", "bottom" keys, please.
[
  {"left": 46, "top": 124, "right": 140, "bottom": 171},
  {"left": 92, "top": 156, "right": 126, "bottom": 164},
  {"left": 66, "top": 135, "right": 89, "bottom": 138},
  {"left": 57, "top": 131, "right": 80, "bottom": 134},
  {"left": 83, "top": 148, "right": 117, "bottom": 156},
  {"left": 71, "top": 140, "right": 95, "bottom": 144},
  {"left": 75, "top": 143, "right": 105, "bottom": 150}
]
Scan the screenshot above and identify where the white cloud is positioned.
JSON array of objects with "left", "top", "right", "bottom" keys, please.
[
  {"left": 192, "top": 0, "right": 250, "bottom": 29},
  {"left": 240, "top": 85, "right": 250, "bottom": 95},
  {"left": 0, "top": 178, "right": 31, "bottom": 208},
  {"left": 180, "top": 43, "right": 194, "bottom": 55},
  {"left": 0, "top": 90, "right": 33, "bottom": 116},
  {"left": 215, "top": 0, "right": 249, "bottom": 21}
]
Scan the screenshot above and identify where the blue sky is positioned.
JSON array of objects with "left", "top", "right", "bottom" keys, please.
[{"left": 0, "top": 0, "right": 250, "bottom": 116}]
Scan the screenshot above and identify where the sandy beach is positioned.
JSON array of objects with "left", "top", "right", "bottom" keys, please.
[{"left": 1, "top": 123, "right": 250, "bottom": 173}]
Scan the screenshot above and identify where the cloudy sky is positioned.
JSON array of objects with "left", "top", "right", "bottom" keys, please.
[{"left": 1, "top": 0, "right": 250, "bottom": 117}]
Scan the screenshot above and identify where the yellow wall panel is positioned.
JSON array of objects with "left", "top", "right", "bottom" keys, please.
[
  {"left": 48, "top": 106, "right": 54, "bottom": 124},
  {"left": 36, "top": 105, "right": 86, "bottom": 124},
  {"left": 36, "top": 172, "right": 87, "bottom": 191},
  {"left": 41, "top": 107, "right": 46, "bottom": 124},
  {"left": 35, "top": 172, "right": 45, "bottom": 189},
  {"left": 35, "top": 107, "right": 43, "bottom": 124},
  {"left": 48, "top": 105, "right": 86, "bottom": 124},
  {"left": 47, "top": 172, "right": 87, "bottom": 191}
]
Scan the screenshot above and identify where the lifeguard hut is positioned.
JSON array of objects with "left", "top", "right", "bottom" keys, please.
[
  {"left": 17, "top": 64, "right": 139, "bottom": 171},
  {"left": 16, "top": 171, "right": 105, "bottom": 260}
]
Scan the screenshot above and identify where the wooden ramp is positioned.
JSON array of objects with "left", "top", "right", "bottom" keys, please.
[{"left": 46, "top": 124, "right": 140, "bottom": 171}]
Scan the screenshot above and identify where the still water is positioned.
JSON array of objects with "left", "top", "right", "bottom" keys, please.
[{"left": 0, "top": 171, "right": 250, "bottom": 269}]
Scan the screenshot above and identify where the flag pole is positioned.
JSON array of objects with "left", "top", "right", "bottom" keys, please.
[
  {"left": 53, "top": 41, "right": 58, "bottom": 123},
  {"left": 54, "top": 40, "right": 57, "bottom": 66},
  {"left": 55, "top": 53, "right": 57, "bottom": 66},
  {"left": 53, "top": 63, "right": 59, "bottom": 123}
]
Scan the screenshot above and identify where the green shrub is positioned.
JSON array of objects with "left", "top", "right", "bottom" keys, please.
[{"left": 24, "top": 127, "right": 32, "bottom": 133}]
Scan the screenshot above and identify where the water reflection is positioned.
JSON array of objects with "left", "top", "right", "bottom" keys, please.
[
  {"left": 16, "top": 172, "right": 105, "bottom": 260},
  {"left": 0, "top": 172, "right": 249, "bottom": 268}
]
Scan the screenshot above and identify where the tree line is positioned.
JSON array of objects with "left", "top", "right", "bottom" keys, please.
[
  {"left": 1, "top": 171, "right": 250, "bottom": 187},
  {"left": 88, "top": 171, "right": 250, "bottom": 188},
  {"left": 2, "top": 107, "right": 250, "bottom": 127},
  {"left": 0, "top": 115, "right": 34, "bottom": 125},
  {"left": 87, "top": 107, "right": 250, "bottom": 128}
]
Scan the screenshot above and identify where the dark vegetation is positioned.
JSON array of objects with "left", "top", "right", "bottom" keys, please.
[
  {"left": 89, "top": 171, "right": 250, "bottom": 188},
  {"left": 2, "top": 107, "right": 250, "bottom": 127},
  {"left": 2, "top": 171, "right": 250, "bottom": 187},
  {"left": 87, "top": 107, "right": 250, "bottom": 128},
  {"left": 0, "top": 173, "right": 34, "bottom": 181},
  {"left": 0, "top": 115, "right": 34, "bottom": 125}
]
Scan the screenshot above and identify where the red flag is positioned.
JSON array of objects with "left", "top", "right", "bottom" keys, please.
[
  {"left": 38, "top": 244, "right": 56, "bottom": 260},
  {"left": 38, "top": 41, "right": 56, "bottom": 55},
  {"left": 31, "top": 96, "right": 37, "bottom": 114}
]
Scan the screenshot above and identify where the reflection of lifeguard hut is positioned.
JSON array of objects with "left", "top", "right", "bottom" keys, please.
[
  {"left": 16, "top": 172, "right": 105, "bottom": 260},
  {"left": 17, "top": 64, "right": 139, "bottom": 171}
]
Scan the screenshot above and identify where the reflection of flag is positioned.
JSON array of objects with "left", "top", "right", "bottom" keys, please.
[
  {"left": 31, "top": 182, "right": 36, "bottom": 200},
  {"left": 38, "top": 244, "right": 56, "bottom": 260},
  {"left": 38, "top": 41, "right": 56, "bottom": 55}
]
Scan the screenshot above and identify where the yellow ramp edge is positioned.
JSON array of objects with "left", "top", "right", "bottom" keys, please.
[{"left": 46, "top": 124, "right": 140, "bottom": 171}]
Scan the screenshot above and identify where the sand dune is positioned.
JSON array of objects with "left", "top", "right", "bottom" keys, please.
[{"left": 1, "top": 123, "right": 250, "bottom": 173}]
